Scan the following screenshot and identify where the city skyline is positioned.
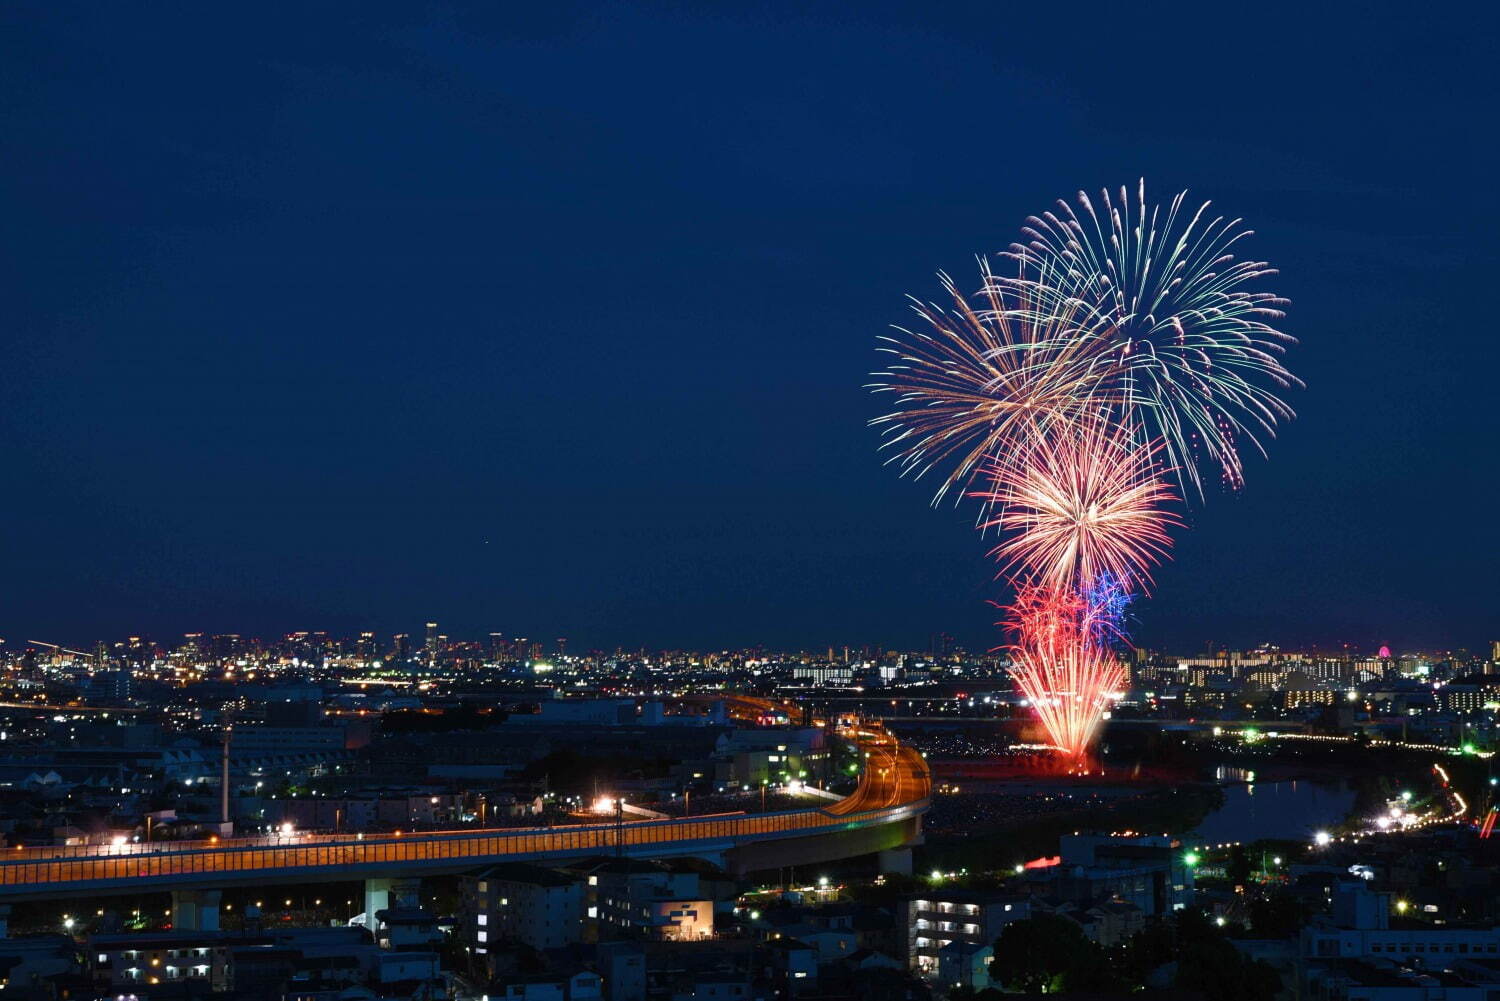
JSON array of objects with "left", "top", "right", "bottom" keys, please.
[
  {"left": 5, "top": 8, "right": 1500, "bottom": 1001},
  {"left": 3, "top": 623, "right": 1488, "bottom": 665}
]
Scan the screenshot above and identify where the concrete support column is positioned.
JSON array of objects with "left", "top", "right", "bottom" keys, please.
[
  {"left": 0, "top": 903, "right": 10, "bottom": 939},
  {"left": 877, "top": 847, "right": 913, "bottom": 877},
  {"left": 171, "top": 889, "right": 222, "bottom": 932},
  {"left": 363, "top": 877, "right": 421, "bottom": 931}
]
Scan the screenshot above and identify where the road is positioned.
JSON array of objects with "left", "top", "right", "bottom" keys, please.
[
  {"left": 828, "top": 728, "right": 928, "bottom": 815},
  {"left": 0, "top": 727, "right": 928, "bottom": 895}
]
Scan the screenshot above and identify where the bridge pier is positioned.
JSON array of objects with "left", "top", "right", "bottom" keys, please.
[
  {"left": 878, "top": 847, "right": 913, "bottom": 877},
  {"left": 363, "top": 877, "right": 421, "bottom": 931},
  {"left": 170, "top": 889, "right": 221, "bottom": 932},
  {"left": 0, "top": 904, "right": 10, "bottom": 939}
]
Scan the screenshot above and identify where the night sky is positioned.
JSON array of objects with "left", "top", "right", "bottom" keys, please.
[{"left": 3, "top": 3, "right": 1497, "bottom": 654}]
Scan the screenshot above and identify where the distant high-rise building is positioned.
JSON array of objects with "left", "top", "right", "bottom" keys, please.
[
  {"left": 1492, "top": 640, "right": 1500, "bottom": 663},
  {"left": 91, "top": 669, "right": 132, "bottom": 703},
  {"left": 425, "top": 622, "right": 440, "bottom": 659},
  {"left": 393, "top": 633, "right": 411, "bottom": 661},
  {"left": 357, "top": 632, "right": 376, "bottom": 660},
  {"left": 489, "top": 633, "right": 506, "bottom": 660}
]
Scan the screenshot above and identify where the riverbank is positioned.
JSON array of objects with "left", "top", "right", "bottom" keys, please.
[{"left": 919, "top": 782, "right": 1224, "bottom": 872}]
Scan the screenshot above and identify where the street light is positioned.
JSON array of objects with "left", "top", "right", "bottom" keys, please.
[{"left": 1314, "top": 831, "right": 1332, "bottom": 846}]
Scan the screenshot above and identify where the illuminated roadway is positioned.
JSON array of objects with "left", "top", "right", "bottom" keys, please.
[
  {"left": 0, "top": 729, "right": 928, "bottom": 901},
  {"left": 828, "top": 729, "right": 922, "bottom": 814}
]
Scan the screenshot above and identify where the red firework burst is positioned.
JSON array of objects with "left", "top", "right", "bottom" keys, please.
[{"left": 1002, "top": 584, "right": 1128, "bottom": 759}]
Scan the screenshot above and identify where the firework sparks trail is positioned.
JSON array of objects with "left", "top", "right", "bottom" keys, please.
[
  {"left": 995, "top": 180, "right": 1302, "bottom": 495},
  {"left": 1003, "top": 585, "right": 1128, "bottom": 759},
  {"left": 1084, "top": 572, "right": 1134, "bottom": 646},
  {"left": 871, "top": 182, "right": 1298, "bottom": 760},
  {"left": 973, "top": 417, "right": 1180, "bottom": 593},
  {"left": 867, "top": 260, "right": 1112, "bottom": 510}
]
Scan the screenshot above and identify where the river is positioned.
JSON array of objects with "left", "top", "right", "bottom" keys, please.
[{"left": 1189, "top": 766, "right": 1356, "bottom": 844}]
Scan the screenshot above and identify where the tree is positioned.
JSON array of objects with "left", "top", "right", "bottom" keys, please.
[
  {"left": 1114, "top": 918, "right": 1175, "bottom": 987},
  {"left": 1249, "top": 892, "right": 1303, "bottom": 939},
  {"left": 1228, "top": 843, "right": 1252, "bottom": 887},
  {"left": 947, "top": 988, "right": 1004, "bottom": 1001},
  {"left": 1175, "top": 940, "right": 1281, "bottom": 1001},
  {"left": 989, "top": 914, "right": 1106, "bottom": 994}
]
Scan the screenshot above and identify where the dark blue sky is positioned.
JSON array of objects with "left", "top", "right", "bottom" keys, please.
[{"left": 3, "top": 3, "right": 1497, "bottom": 654}]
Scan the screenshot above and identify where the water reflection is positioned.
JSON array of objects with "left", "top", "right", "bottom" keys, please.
[{"left": 1193, "top": 771, "right": 1355, "bottom": 843}]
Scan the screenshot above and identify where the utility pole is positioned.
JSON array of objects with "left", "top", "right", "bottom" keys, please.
[{"left": 219, "top": 717, "right": 233, "bottom": 837}]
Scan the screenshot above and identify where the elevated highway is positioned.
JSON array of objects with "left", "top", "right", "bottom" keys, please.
[{"left": 0, "top": 730, "right": 928, "bottom": 906}]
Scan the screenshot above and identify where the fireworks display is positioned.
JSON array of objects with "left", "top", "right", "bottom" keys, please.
[
  {"left": 868, "top": 261, "right": 1110, "bottom": 508},
  {"left": 1003, "top": 583, "right": 1127, "bottom": 762},
  {"left": 873, "top": 182, "right": 1299, "bottom": 760},
  {"left": 975, "top": 418, "right": 1180, "bottom": 593},
  {"left": 1000, "top": 181, "right": 1302, "bottom": 494}
]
